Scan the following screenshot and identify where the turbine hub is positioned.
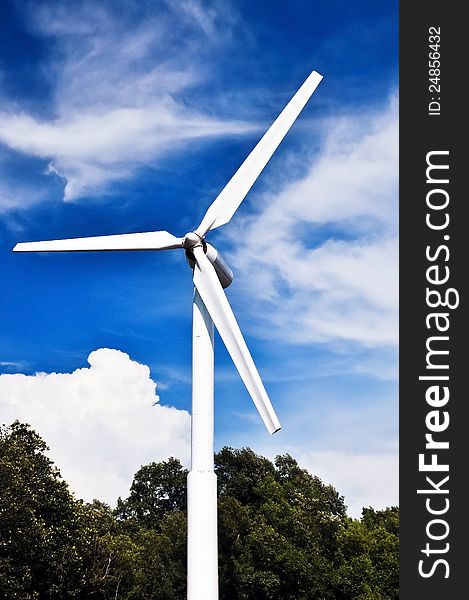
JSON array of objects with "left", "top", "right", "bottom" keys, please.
[{"left": 183, "top": 232, "right": 204, "bottom": 250}]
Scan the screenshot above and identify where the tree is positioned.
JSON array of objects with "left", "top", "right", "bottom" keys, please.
[
  {"left": 336, "top": 507, "right": 399, "bottom": 600},
  {"left": 215, "top": 447, "right": 348, "bottom": 600},
  {"left": 115, "top": 458, "right": 188, "bottom": 530},
  {"left": 128, "top": 512, "right": 187, "bottom": 600},
  {"left": 0, "top": 421, "right": 85, "bottom": 599},
  {"left": 361, "top": 506, "right": 399, "bottom": 536},
  {"left": 216, "top": 447, "right": 276, "bottom": 506},
  {"left": 110, "top": 459, "right": 189, "bottom": 599}
]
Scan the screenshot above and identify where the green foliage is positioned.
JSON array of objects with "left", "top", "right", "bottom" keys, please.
[
  {"left": 115, "top": 458, "right": 188, "bottom": 529},
  {"left": 215, "top": 448, "right": 348, "bottom": 600},
  {"left": 0, "top": 423, "right": 399, "bottom": 599},
  {"left": 0, "top": 421, "right": 85, "bottom": 599},
  {"left": 336, "top": 507, "right": 399, "bottom": 600}
]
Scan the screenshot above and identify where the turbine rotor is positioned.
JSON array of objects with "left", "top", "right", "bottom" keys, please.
[{"left": 183, "top": 232, "right": 204, "bottom": 250}]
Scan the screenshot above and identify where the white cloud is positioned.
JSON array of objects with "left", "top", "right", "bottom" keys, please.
[
  {"left": 0, "top": 348, "right": 190, "bottom": 505},
  {"left": 0, "top": 148, "right": 54, "bottom": 212},
  {"left": 0, "top": 105, "right": 255, "bottom": 202},
  {"left": 227, "top": 97, "right": 398, "bottom": 350},
  {"left": 0, "top": 2, "right": 255, "bottom": 205}
]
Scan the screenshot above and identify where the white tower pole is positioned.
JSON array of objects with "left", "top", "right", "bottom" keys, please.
[{"left": 187, "top": 289, "right": 219, "bottom": 600}]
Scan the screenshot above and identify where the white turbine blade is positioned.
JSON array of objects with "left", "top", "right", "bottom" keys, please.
[
  {"left": 13, "top": 231, "right": 183, "bottom": 253},
  {"left": 192, "top": 245, "right": 281, "bottom": 435},
  {"left": 195, "top": 70, "right": 323, "bottom": 237}
]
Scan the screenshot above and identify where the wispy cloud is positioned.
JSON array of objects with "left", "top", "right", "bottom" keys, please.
[
  {"left": 0, "top": 359, "right": 29, "bottom": 370},
  {"left": 0, "top": 348, "right": 190, "bottom": 504},
  {"left": 0, "top": 148, "right": 54, "bottom": 212},
  {"left": 0, "top": 1, "right": 255, "bottom": 205},
  {"left": 226, "top": 96, "right": 398, "bottom": 351}
]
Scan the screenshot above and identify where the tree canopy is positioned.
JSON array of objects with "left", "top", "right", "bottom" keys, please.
[{"left": 0, "top": 422, "right": 398, "bottom": 599}]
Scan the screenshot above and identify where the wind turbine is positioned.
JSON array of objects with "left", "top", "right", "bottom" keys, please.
[{"left": 14, "top": 70, "right": 323, "bottom": 599}]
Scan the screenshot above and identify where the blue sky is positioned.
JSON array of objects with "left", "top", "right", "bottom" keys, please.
[{"left": 0, "top": 0, "right": 398, "bottom": 517}]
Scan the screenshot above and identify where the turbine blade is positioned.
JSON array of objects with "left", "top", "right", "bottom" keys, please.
[
  {"left": 192, "top": 245, "right": 281, "bottom": 435},
  {"left": 195, "top": 70, "right": 323, "bottom": 237},
  {"left": 13, "top": 231, "right": 183, "bottom": 253}
]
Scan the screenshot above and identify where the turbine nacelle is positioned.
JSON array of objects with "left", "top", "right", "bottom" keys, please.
[{"left": 184, "top": 233, "right": 233, "bottom": 289}]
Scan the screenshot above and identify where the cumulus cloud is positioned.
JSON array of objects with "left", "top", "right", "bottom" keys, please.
[
  {"left": 0, "top": 348, "right": 190, "bottom": 505},
  {"left": 227, "top": 97, "right": 398, "bottom": 350},
  {"left": 0, "top": 1, "right": 255, "bottom": 204}
]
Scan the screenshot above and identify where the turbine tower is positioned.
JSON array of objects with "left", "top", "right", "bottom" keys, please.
[{"left": 14, "top": 70, "right": 323, "bottom": 599}]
